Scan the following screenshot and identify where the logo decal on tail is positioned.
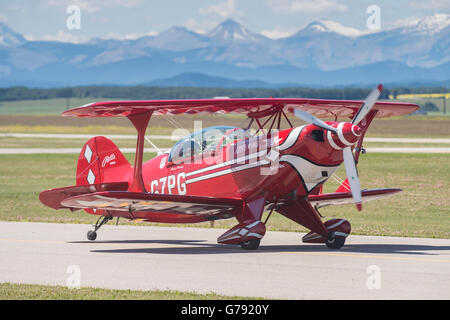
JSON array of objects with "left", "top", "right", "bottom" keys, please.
[{"left": 102, "top": 153, "right": 116, "bottom": 167}]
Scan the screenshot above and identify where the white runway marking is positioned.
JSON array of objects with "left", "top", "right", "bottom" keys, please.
[
  {"left": 365, "top": 147, "right": 450, "bottom": 153},
  {"left": 1, "top": 147, "right": 448, "bottom": 154},
  {"left": 0, "top": 133, "right": 181, "bottom": 140},
  {"left": 0, "top": 148, "right": 170, "bottom": 154},
  {"left": 364, "top": 137, "right": 450, "bottom": 144},
  {"left": 1, "top": 133, "right": 450, "bottom": 154}
]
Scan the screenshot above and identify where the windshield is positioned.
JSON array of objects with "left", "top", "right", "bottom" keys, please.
[{"left": 168, "top": 126, "right": 248, "bottom": 163}]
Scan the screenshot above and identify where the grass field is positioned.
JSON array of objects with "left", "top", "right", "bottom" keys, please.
[
  {"left": 0, "top": 98, "right": 126, "bottom": 115},
  {"left": 0, "top": 152, "right": 448, "bottom": 238},
  {"left": 0, "top": 108, "right": 448, "bottom": 239},
  {"left": 0, "top": 96, "right": 448, "bottom": 116},
  {"left": 0, "top": 114, "right": 450, "bottom": 137},
  {"left": 0, "top": 95, "right": 449, "bottom": 139},
  {"left": 0, "top": 283, "right": 253, "bottom": 300},
  {"left": 0, "top": 136, "right": 447, "bottom": 150},
  {"left": 0, "top": 137, "right": 175, "bottom": 149}
]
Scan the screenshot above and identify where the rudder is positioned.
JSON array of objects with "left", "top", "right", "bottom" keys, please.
[{"left": 76, "top": 136, "right": 131, "bottom": 186}]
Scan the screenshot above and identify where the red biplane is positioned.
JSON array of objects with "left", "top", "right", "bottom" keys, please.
[{"left": 40, "top": 85, "right": 418, "bottom": 250}]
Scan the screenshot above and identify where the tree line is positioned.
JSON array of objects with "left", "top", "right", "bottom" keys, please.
[{"left": 0, "top": 85, "right": 446, "bottom": 102}]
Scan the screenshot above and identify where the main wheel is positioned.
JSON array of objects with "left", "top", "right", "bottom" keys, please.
[
  {"left": 87, "top": 230, "right": 97, "bottom": 241},
  {"left": 326, "top": 232, "right": 345, "bottom": 249},
  {"left": 240, "top": 239, "right": 260, "bottom": 250}
]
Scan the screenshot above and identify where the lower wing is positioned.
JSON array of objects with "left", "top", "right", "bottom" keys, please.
[
  {"left": 307, "top": 188, "right": 401, "bottom": 209},
  {"left": 60, "top": 191, "right": 243, "bottom": 217}
]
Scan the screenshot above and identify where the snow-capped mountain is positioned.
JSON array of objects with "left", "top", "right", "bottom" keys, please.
[
  {"left": 387, "top": 13, "right": 450, "bottom": 35},
  {"left": 0, "top": 15, "right": 448, "bottom": 87},
  {"left": 294, "top": 20, "right": 363, "bottom": 37},
  {"left": 207, "top": 19, "right": 267, "bottom": 44},
  {"left": 134, "top": 26, "right": 210, "bottom": 51}
]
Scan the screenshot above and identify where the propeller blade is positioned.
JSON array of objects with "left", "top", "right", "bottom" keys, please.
[
  {"left": 351, "top": 84, "right": 383, "bottom": 126},
  {"left": 342, "top": 147, "right": 362, "bottom": 211},
  {"left": 294, "top": 109, "right": 337, "bottom": 134}
]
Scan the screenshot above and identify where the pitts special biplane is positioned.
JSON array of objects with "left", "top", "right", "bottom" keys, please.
[{"left": 40, "top": 85, "right": 419, "bottom": 250}]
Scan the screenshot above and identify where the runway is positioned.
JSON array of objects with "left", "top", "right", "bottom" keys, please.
[
  {"left": 2, "top": 133, "right": 450, "bottom": 154},
  {"left": 0, "top": 148, "right": 170, "bottom": 154},
  {"left": 0, "top": 221, "right": 449, "bottom": 299},
  {"left": 1, "top": 147, "right": 450, "bottom": 154}
]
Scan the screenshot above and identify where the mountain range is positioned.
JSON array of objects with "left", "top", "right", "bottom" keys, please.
[{"left": 0, "top": 14, "right": 449, "bottom": 88}]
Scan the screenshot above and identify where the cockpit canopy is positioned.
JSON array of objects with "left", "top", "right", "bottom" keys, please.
[{"left": 168, "top": 126, "right": 249, "bottom": 164}]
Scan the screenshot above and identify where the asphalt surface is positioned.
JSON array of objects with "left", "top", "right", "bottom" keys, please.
[
  {"left": 0, "top": 221, "right": 449, "bottom": 299},
  {"left": 2, "top": 134, "right": 450, "bottom": 154},
  {"left": 1, "top": 147, "right": 449, "bottom": 154},
  {"left": 0, "top": 148, "right": 168, "bottom": 154}
]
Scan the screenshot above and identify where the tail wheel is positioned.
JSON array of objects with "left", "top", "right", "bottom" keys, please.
[
  {"left": 87, "top": 230, "right": 97, "bottom": 241},
  {"left": 240, "top": 239, "right": 260, "bottom": 250},
  {"left": 326, "top": 232, "right": 346, "bottom": 249}
]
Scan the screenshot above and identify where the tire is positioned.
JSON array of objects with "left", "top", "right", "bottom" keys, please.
[
  {"left": 240, "top": 239, "right": 260, "bottom": 250},
  {"left": 326, "top": 232, "right": 345, "bottom": 249},
  {"left": 87, "top": 230, "right": 97, "bottom": 241}
]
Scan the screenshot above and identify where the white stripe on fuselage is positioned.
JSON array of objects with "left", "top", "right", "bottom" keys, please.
[
  {"left": 186, "top": 149, "right": 268, "bottom": 178},
  {"left": 280, "top": 154, "right": 339, "bottom": 192},
  {"left": 279, "top": 126, "right": 305, "bottom": 151},
  {"left": 185, "top": 159, "right": 269, "bottom": 184}
]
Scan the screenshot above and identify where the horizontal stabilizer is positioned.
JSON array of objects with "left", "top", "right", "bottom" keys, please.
[
  {"left": 39, "top": 182, "right": 129, "bottom": 210},
  {"left": 308, "top": 188, "right": 401, "bottom": 209}
]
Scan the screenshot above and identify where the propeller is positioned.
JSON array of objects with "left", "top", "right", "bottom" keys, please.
[
  {"left": 351, "top": 84, "right": 383, "bottom": 125},
  {"left": 342, "top": 146, "right": 362, "bottom": 211},
  {"left": 292, "top": 84, "right": 383, "bottom": 211},
  {"left": 294, "top": 109, "right": 338, "bottom": 134}
]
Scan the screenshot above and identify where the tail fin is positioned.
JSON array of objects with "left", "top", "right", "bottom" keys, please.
[
  {"left": 76, "top": 136, "right": 131, "bottom": 186},
  {"left": 336, "top": 178, "right": 351, "bottom": 193}
]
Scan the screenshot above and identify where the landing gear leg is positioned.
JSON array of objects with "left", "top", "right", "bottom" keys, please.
[{"left": 87, "top": 214, "right": 112, "bottom": 241}]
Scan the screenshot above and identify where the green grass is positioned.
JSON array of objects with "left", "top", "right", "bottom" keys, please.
[
  {"left": 392, "top": 97, "right": 449, "bottom": 115},
  {"left": 0, "top": 136, "right": 447, "bottom": 149},
  {"left": 1, "top": 112, "right": 450, "bottom": 137},
  {"left": 0, "top": 98, "right": 125, "bottom": 115},
  {"left": 0, "top": 282, "right": 253, "bottom": 300},
  {"left": 0, "top": 152, "right": 448, "bottom": 238},
  {"left": 0, "top": 97, "right": 448, "bottom": 117},
  {"left": 310, "top": 153, "right": 450, "bottom": 238},
  {"left": 0, "top": 137, "right": 175, "bottom": 149},
  {"left": 363, "top": 142, "right": 446, "bottom": 148}
]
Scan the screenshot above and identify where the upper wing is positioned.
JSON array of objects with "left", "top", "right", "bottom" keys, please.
[
  {"left": 60, "top": 191, "right": 243, "bottom": 216},
  {"left": 62, "top": 98, "right": 419, "bottom": 120},
  {"left": 307, "top": 188, "right": 401, "bottom": 209}
]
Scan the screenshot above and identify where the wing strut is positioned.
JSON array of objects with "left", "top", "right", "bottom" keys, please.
[{"left": 127, "top": 111, "right": 153, "bottom": 192}]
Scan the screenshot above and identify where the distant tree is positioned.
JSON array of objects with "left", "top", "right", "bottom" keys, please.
[
  {"left": 422, "top": 102, "right": 439, "bottom": 112},
  {"left": 0, "top": 85, "right": 445, "bottom": 104},
  {"left": 57, "top": 87, "right": 74, "bottom": 109},
  {"left": 392, "top": 90, "right": 398, "bottom": 99}
]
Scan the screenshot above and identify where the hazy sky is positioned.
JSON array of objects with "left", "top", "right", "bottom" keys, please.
[{"left": 0, "top": 0, "right": 449, "bottom": 42}]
